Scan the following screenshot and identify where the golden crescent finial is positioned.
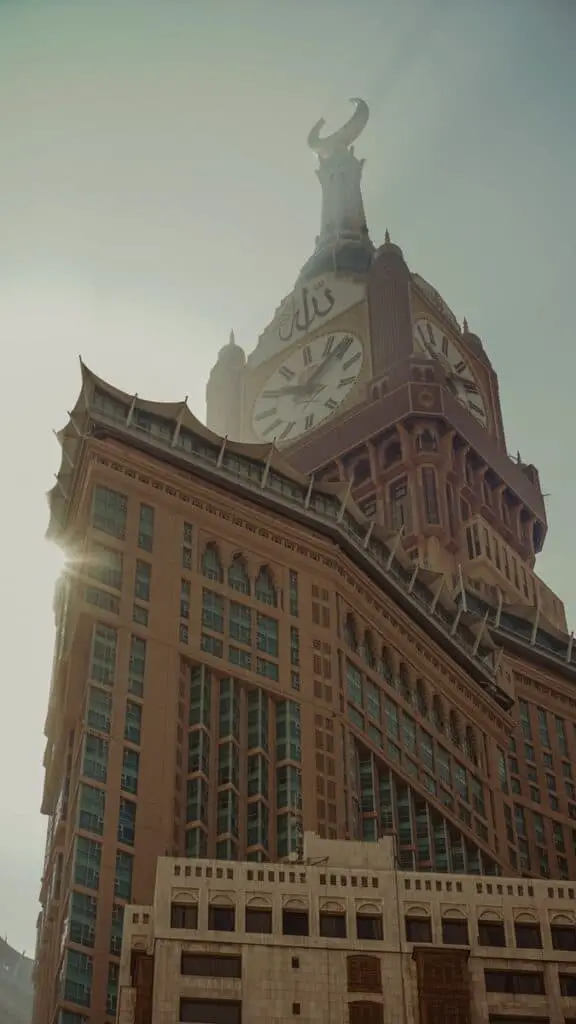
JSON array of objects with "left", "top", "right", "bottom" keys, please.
[{"left": 307, "top": 98, "right": 369, "bottom": 159}]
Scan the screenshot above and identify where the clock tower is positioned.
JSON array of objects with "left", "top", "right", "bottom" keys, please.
[{"left": 206, "top": 100, "right": 565, "bottom": 633}]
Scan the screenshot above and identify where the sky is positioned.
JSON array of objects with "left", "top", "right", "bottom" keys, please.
[{"left": 0, "top": 0, "right": 574, "bottom": 954}]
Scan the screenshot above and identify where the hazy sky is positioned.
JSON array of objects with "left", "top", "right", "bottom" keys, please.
[{"left": 0, "top": 0, "right": 574, "bottom": 953}]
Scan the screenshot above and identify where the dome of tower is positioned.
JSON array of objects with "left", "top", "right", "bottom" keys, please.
[
  {"left": 217, "top": 330, "right": 246, "bottom": 368},
  {"left": 462, "top": 318, "right": 493, "bottom": 368}
]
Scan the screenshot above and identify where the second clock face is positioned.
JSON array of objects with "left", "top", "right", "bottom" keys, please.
[
  {"left": 413, "top": 318, "right": 487, "bottom": 426},
  {"left": 251, "top": 332, "right": 364, "bottom": 442}
]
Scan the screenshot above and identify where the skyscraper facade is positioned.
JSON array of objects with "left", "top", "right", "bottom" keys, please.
[{"left": 33, "top": 102, "right": 575, "bottom": 1024}]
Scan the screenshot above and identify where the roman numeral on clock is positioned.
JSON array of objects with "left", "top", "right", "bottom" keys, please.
[
  {"left": 453, "top": 360, "right": 466, "bottom": 374},
  {"left": 254, "top": 407, "right": 277, "bottom": 421},
  {"left": 279, "top": 421, "right": 296, "bottom": 440},
  {"left": 339, "top": 375, "right": 356, "bottom": 388},
  {"left": 461, "top": 379, "right": 479, "bottom": 394},
  {"left": 302, "top": 345, "right": 312, "bottom": 366},
  {"left": 305, "top": 413, "right": 315, "bottom": 430},
  {"left": 442, "top": 336, "right": 449, "bottom": 355},
  {"left": 342, "top": 351, "right": 361, "bottom": 371},
  {"left": 335, "top": 336, "right": 353, "bottom": 359},
  {"left": 325, "top": 398, "right": 338, "bottom": 411},
  {"left": 469, "top": 402, "right": 485, "bottom": 419},
  {"left": 262, "top": 418, "right": 282, "bottom": 437},
  {"left": 279, "top": 365, "right": 295, "bottom": 381},
  {"left": 323, "top": 335, "right": 335, "bottom": 357}
]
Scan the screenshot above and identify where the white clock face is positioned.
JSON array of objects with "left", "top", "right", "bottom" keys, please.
[
  {"left": 413, "top": 318, "right": 487, "bottom": 426},
  {"left": 252, "top": 332, "right": 364, "bottom": 442}
]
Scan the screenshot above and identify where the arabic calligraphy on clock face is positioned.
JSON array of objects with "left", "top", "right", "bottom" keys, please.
[
  {"left": 276, "top": 281, "right": 335, "bottom": 344},
  {"left": 252, "top": 332, "right": 364, "bottom": 443}
]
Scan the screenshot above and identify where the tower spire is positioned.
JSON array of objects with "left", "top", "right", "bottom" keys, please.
[{"left": 307, "top": 98, "right": 371, "bottom": 250}]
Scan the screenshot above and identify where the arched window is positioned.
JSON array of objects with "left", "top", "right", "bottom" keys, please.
[
  {"left": 201, "top": 542, "right": 223, "bottom": 583},
  {"left": 344, "top": 613, "right": 358, "bottom": 652},
  {"left": 449, "top": 709, "right": 461, "bottom": 748},
  {"left": 228, "top": 555, "right": 250, "bottom": 595},
  {"left": 379, "top": 646, "right": 394, "bottom": 682},
  {"left": 465, "top": 725, "right": 478, "bottom": 765},
  {"left": 363, "top": 631, "right": 375, "bottom": 669},
  {"left": 416, "top": 679, "right": 428, "bottom": 718},
  {"left": 398, "top": 663, "right": 411, "bottom": 705},
  {"left": 416, "top": 428, "right": 437, "bottom": 453},
  {"left": 255, "top": 566, "right": 276, "bottom": 607},
  {"left": 432, "top": 694, "right": 445, "bottom": 732}
]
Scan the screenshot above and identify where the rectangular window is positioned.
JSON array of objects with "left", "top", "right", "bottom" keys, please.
[
  {"left": 133, "top": 604, "right": 148, "bottom": 626},
  {"left": 514, "top": 922, "right": 542, "bottom": 949},
  {"left": 114, "top": 850, "right": 133, "bottom": 901},
  {"left": 87, "top": 543, "right": 123, "bottom": 591},
  {"left": 63, "top": 949, "right": 93, "bottom": 1009},
  {"left": 283, "top": 910, "right": 309, "bottom": 936},
  {"left": 106, "top": 962, "right": 118, "bottom": 1018},
  {"left": 289, "top": 571, "right": 299, "bottom": 616},
  {"left": 290, "top": 626, "right": 300, "bottom": 666},
  {"left": 256, "top": 613, "right": 279, "bottom": 657},
  {"left": 125, "top": 701, "right": 142, "bottom": 744},
  {"left": 552, "top": 925, "right": 576, "bottom": 950},
  {"left": 180, "top": 1001, "right": 241, "bottom": 1024},
  {"left": 87, "top": 687, "right": 112, "bottom": 734},
  {"left": 229, "top": 645, "right": 251, "bottom": 669},
  {"left": 82, "top": 734, "right": 108, "bottom": 784},
  {"left": 537, "top": 707, "right": 550, "bottom": 748},
  {"left": 90, "top": 624, "right": 117, "bottom": 685},
  {"left": 180, "top": 578, "right": 191, "bottom": 619},
  {"left": 78, "top": 783, "right": 105, "bottom": 836},
  {"left": 389, "top": 477, "right": 411, "bottom": 531},
  {"left": 171, "top": 902, "right": 198, "bottom": 929},
  {"left": 118, "top": 798, "right": 136, "bottom": 845},
  {"left": 128, "top": 635, "right": 146, "bottom": 697},
  {"left": 519, "top": 699, "right": 532, "bottom": 740},
  {"left": 555, "top": 716, "right": 568, "bottom": 756},
  {"left": 347, "top": 661, "right": 363, "bottom": 706},
  {"left": 201, "top": 633, "right": 224, "bottom": 657},
  {"left": 134, "top": 560, "right": 151, "bottom": 602},
  {"left": 441, "top": 918, "right": 468, "bottom": 945},
  {"left": 484, "top": 970, "right": 545, "bottom": 995},
  {"left": 208, "top": 905, "right": 235, "bottom": 932},
  {"left": 69, "top": 891, "right": 97, "bottom": 948},
  {"left": 357, "top": 915, "right": 383, "bottom": 940},
  {"left": 73, "top": 836, "right": 101, "bottom": 891},
  {"left": 245, "top": 907, "right": 272, "bottom": 934},
  {"left": 121, "top": 748, "right": 139, "bottom": 795},
  {"left": 319, "top": 912, "right": 347, "bottom": 938},
  {"left": 110, "top": 903, "right": 124, "bottom": 956},
  {"left": 422, "top": 468, "right": 440, "bottom": 524},
  {"left": 256, "top": 656, "right": 278, "bottom": 681},
  {"left": 405, "top": 917, "right": 432, "bottom": 942},
  {"left": 91, "top": 485, "right": 127, "bottom": 539},
  {"left": 229, "top": 602, "right": 251, "bottom": 645},
  {"left": 138, "top": 504, "right": 154, "bottom": 552},
  {"left": 478, "top": 921, "right": 505, "bottom": 947},
  {"left": 202, "top": 589, "right": 225, "bottom": 632},
  {"left": 181, "top": 954, "right": 241, "bottom": 978}
]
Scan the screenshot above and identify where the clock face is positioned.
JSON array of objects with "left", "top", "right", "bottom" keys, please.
[
  {"left": 413, "top": 318, "right": 487, "bottom": 426},
  {"left": 251, "top": 332, "right": 364, "bottom": 442}
]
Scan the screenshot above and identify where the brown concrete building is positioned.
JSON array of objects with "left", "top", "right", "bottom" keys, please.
[
  {"left": 116, "top": 833, "right": 576, "bottom": 1024},
  {"left": 33, "top": 100, "right": 576, "bottom": 1024}
]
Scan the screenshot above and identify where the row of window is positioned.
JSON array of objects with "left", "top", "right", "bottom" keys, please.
[
  {"left": 485, "top": 969, "right": 576, "bottom": 998},
  {"left": 170, "top": 901, "right": 383, "bottom": 940}
]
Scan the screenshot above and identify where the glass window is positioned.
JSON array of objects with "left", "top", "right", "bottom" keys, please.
[
  {"left": 78, "top": 784, "right": 105, "bottom": 836},
  {"left": 121, "top": 748, "right": 139, "bottom": 795},
  {"left": 128, "top": 635, "right": 146, "bottom": 697},
  {"left": 255, "top": 566, "right": 277, "bottom": 606},
  {"left": 289, "top": 571, "right": 299, "bottom": 616},
  {"left": 202, "top": 589, "right": 225, "bottom": 632},
  {"left": 256, "top": 614, "right": 279, "bottom": 657},
  {"left": 134, "top": 560, "right": 151, "bottom": 602},
  {"left": 87, "top": 544, "right": 123, "bottom": 591},
  {"left": 82, "top": 734, "right": 108, "bottom": 784},
  {"left": 69, "top": 891, "right": 97, "bottom": 948},
  {"left": 110, "top": 903, "right": 124, "bottom": 956},
  {"left": 125, "top": 701, "right": 142, "bottom": 744},
  {"left": 87, "top": 687, "right": 112, "bottom": 734},
  {"left": 117, "top": 798, "right": 136, "bottom": 845},
  {"left": 201, "top": 544, "right": 224, "bottom": 582},
  {"left": 90, "top": 624, "right": 117, "bottom": 686},
  {"left": 73, "top": 837, "right": 101, "bottom": 891},
  {"left": 63, "top": 949, "right": 93, "bottom": 1008},
  {"left": 228, "top": 556, "right": 250, "bottom": 595},
  {"left": 346, "top": 661, "right": 363, "bottom": 705},
  {"left": 114, "top": 851, "right": 133, "bottom": 901},
  {"left": 138, "top": 504, "right": 154, "bottom": 552},
  {"left": 91, "top": 485, "right": 127, "bottom": 539}
]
